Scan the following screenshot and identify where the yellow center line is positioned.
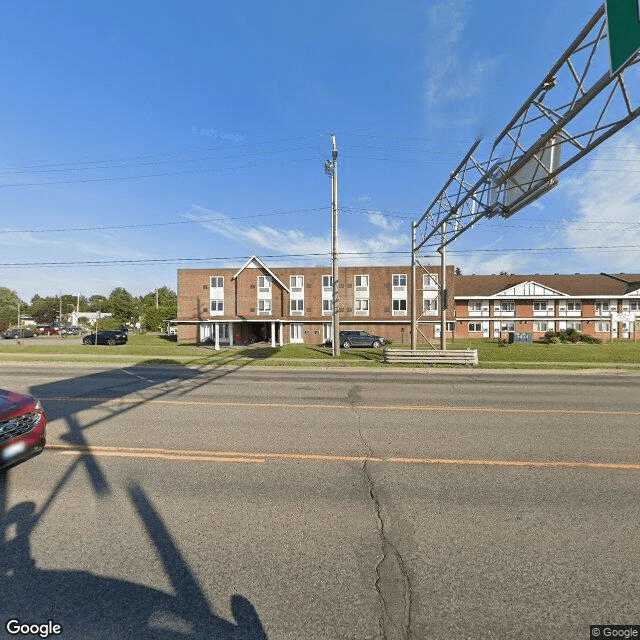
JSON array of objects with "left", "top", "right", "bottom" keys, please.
[
  {"left": 45, "top": 444, "right": 640, "bottom": 471},
  {"left": 42, "top": 396, "right": 640, "bottom": 417}
]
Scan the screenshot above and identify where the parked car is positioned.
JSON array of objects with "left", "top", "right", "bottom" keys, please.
[
  {"left": 60, "top": 326, "right": 85, "bottom": 335},
  {"left": 83, "top": 329, "right": 128, "bottom": 346},
  {"left": 2, "top": 328, "right": 36, "bottom": 339},
  {"left": 39, "top": 325, "right": 59, "bottom": 335},
  {"left": 0, "top": 389, "right": 47, "bottom": 471},
  {"left": 327, "top": 330, "right": 388, "bottom": 349}
]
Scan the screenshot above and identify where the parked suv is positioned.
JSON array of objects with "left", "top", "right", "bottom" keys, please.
[{"left": 329, "top": 330, "right": 387, "bottom": 348}]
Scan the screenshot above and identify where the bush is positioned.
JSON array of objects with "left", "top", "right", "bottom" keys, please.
[{"left": 543, "top": 329, "right": 601, "bottom": 344}]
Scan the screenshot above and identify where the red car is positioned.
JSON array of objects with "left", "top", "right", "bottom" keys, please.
[{"left": 0, "top": 389, "right": 47, "bottom": 471}]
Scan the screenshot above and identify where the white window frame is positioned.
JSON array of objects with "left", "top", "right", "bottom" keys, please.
[
  {"left": 322, "top": 299, "right": 333, "bottom": 315},
  {"left": 392, "top": 298, "right": 407, "bottom": 316},
  {"left": 392, "top": 274, "right": 407, "bottom": 288},
  {"left": 290, "top": 323, "right": 304, "bottom": 343},
  {"left": 469, "top": 322, "right": 482, "bottom": 332},
  {"left": 355, "top": 298, "right": 369, "bottom": 315},
  {"left": 596, "top": 321, "right": 611, "bottom": 332},
  {"left": 290, "top": 275, "right": 304, "bottom": 291},
  {"left": 290, "top": 299, "right": 304, "bottom": 314},
  {"left": 258, "top": 275, "right": 272, "bottom": 293},
  {"left": 423, "top": 273, "right": 438, "bottom": 289},
  {"left": 210, "top": 276, "right": 224, "bottom": 288},
  {"left": 355, "top": 275, "right": 369, "bottom": 288},
  {"left": 423, "top": 298, "right": 438, "bottom": 314},
  {"left": 210, "top": 299, "right": 224, "bottom": 315},
  {"left": 258, "top": 299, "right": 272, "bottom": 315}
]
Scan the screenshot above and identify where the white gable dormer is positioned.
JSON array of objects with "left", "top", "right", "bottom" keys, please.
[{"left": 493, "top": 281, "right": 567, "bottom": 298}]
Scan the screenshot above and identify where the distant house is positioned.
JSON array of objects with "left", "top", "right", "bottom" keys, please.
[{"left": 70, "top": 311, "right": 113, "bottom": 326}]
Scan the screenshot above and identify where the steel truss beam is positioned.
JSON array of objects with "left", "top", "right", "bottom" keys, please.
[{"left": 414, "top": 4, "right": 640, "bottom": 254}]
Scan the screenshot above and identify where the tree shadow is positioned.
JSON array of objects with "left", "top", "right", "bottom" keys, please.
[{"left": 0, "top": 363, "right": 268, "bottom": 638}]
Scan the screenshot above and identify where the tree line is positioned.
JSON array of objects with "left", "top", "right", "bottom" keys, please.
[{"left": 0, "top": 286, "right": 177, "bottom": 332}]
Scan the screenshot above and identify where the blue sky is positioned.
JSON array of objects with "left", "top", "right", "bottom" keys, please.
[{"left": 1, "top": 0, "right": 639, "bottom": 302}]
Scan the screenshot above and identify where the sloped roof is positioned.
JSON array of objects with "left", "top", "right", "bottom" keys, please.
[
  {"left": 232, "top": 255, "right": 289, "bottom": 292},
  {"left": 455, "top": 273, "right": 640, "bottom": 297}
]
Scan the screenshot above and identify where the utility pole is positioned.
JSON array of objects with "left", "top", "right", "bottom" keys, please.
[{"left": 325, "top": 134, "right": 340, "bottom": 356}]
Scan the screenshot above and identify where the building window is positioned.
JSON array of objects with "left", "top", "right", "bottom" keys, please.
[
  {"left": 533, "top": 322, "right": 548, "bottom": 332},
  {"left": 392, "top": 274, "right": 407, "bottom": 288},
  {"left": 355, "top": 299, "right": 369, "bottom": 314},
  {"left": 566, "top": 321, "right": 582, "bottom": 331},
  {"left": 290, "top": 299, "right": 304, "bottom": 313},
  {"left": 500, "top": 301, "right": 515, "bottom": 312},
  {"left": 468, "top": 301, "right": 483, "bottom": 312},
  {"left": 322, "top": 299, "right": 333, "bottom": 314},
  {"left": 210, "top": 276, "right": 224, "bottom": 288},
  {"left": 500, "top": 322, "right": 515, "bottom": 332},
  {"left": 355, "top": 275, "right": 369, "bottom": 288},
  {"left": 290, "top": 275, "right": 304, "bottom": 291},
  {"left": 258, "top": 276, "right": 272, "bottom": 292},
  {"left": 446, "top": 322, "right": 455, "bottom": 332},
  {"left": 210, "top": 300, "right": 224, "bottom": 314},
  {"left": 595, "top": 301, "right": 609, "bottom": 315},
  {"left": 629, "top": 301, "right": 639, "bottom": 311},
  {"left": 596, "top": 322, "right": 611, "bottom": 332},
  {"left": 533, "top": 301, "right": 547, "bottom": 311},
  {"left": 258, "top": 300, "right": 271, "bottom": 314},
  {"left": 469, "top": 322, "right": 482, "bottom": 332},
  {"left": 393, "top": 299, "right": 407, "bottom": 315},
  {"left": 290, "top": 323, "right": 304, "bottom": 343},
  {"left": 423, "top": 273, "right": 438, "bottom": 288},
  {"left": 566, "top": 301, "right": 582, "bottom": 312},
  {"left": 424, "top": 298, "right": 438, "bottom": 313},
  {"left": 322, "top": 275, "right": 332, "bottom": 288}
]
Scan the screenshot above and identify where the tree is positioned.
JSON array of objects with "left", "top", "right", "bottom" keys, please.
[
  {"left": 140, "top": 287, "right": 177, "bottom": 331},
  {"left": 0, "top": 287, "right": 23, "bottom": 328},
  {"left": 108, "top": 288, "right": 141, "bottom": 323}
]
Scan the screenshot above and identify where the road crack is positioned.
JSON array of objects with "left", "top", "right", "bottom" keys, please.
[{"left": 349, "top": 384, "right": 413, "bottom": 640}]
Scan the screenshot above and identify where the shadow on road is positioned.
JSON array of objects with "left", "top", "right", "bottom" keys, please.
[{"left": 0, "top": 361, "right": 268, "bottom": 638}]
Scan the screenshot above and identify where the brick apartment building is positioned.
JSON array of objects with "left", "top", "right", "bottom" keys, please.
[{"left": 175, "top": 255, "right": 640, "bottom": 346}]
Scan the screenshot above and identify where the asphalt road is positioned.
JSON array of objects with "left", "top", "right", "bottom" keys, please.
[{"left": 1, "top": 364, "right": 639, "bottom": 639}]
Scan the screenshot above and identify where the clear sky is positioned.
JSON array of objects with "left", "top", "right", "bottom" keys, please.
[{"left": 0, "top": 0, "right": 638, "bottom": 302}]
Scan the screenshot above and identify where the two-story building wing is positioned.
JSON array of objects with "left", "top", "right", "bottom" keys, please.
[{"left": 453, "top": 273, "right": 640, "bottom": 341}]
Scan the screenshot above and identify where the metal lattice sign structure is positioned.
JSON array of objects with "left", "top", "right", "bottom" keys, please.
[{"left": 411, "top": 3, "right": 640, "bottom": 349}]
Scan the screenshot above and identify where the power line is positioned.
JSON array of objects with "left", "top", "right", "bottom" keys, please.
[
  {"left": 0, "top": 157, "right": 318, "bottom": 188},
  {"left": 1, "top": 246, "right": 640, "bottom": 269},
  {"left": 0, "top": 207, "right": 328, "bottom": 234}
]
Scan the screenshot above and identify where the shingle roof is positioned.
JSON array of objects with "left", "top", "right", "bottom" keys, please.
[{"left": 455, "top": 273, "right": 640, "bottom": 297}]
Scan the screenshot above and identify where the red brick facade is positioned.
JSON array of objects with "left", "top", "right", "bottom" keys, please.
[
  {"left": 175, "top": 258, "right": 640, "bottom": 345},
  {"left": 175, "top": 256, "right": 453, "bottom": 345}
]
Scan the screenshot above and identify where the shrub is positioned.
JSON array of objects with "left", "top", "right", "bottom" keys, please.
[{"left": 543, "top": 330, "right": 601, "bottom": 345}]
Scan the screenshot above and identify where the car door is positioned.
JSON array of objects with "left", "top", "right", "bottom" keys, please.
[{"left": 353, "top": 332, "right": 367, "bottom": 346}]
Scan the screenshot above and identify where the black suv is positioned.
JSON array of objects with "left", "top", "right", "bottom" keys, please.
[{"left": 333, "top": 330, "right": 387, "bottom": 348}]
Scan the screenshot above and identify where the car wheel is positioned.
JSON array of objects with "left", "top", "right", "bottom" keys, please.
[
  {"left": 107, "top": 338, "right": 116, "bottom": 346},
  {"left": 372, "top": 340, "right": 382, "bottom": 348},
  {"left": 342, "top": 340, "right": 351, "bottom": 348}
]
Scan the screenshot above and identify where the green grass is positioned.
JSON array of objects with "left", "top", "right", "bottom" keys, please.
[{"left": 0, "top": 334, "right": 638, "bottom": 369}]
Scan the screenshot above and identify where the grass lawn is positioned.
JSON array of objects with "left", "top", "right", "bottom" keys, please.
[{"left": 0, "top": 334, "right": 637, "bottom": 369}]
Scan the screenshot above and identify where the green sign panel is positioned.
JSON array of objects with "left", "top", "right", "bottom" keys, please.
[{"left": 606, "top": 0, "right": 640, "bottom": 74}]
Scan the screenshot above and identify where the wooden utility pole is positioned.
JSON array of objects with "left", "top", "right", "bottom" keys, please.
[{"left": 325, "top": 134, "right": 340, "bottom": 356}]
